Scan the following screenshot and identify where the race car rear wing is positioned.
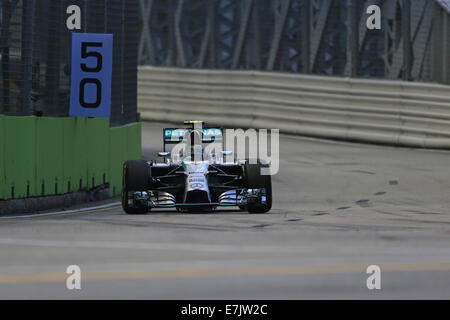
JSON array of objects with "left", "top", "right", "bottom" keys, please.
[{"left": 162, "top": 125, "right": 223, "bottom": 151}]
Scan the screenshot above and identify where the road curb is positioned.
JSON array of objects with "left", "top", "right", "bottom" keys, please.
[{"left": 0, "top": 184, "right": 110, "bottom": 215}]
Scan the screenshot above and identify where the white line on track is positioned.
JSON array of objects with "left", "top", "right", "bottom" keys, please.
[
  {"left": 0, "top": 237, "right": 302, "bottom": 252},
  {"left": 0, "top": 202, "right": 121, "bottom": 219}
]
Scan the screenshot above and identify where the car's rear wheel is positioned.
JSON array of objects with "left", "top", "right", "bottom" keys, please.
[
  {"left": 243, "top": 161, "right": 272, "bottom": 214},
  {"left": 122, "top": 160, "right": 151, "bottom": 215}
]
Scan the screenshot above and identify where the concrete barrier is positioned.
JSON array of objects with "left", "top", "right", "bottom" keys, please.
[{"left": 138, "top": 66, "right": 450, "bottom": 149}]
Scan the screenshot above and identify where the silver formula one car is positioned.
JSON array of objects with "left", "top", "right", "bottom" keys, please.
[{"left": 122, "top": 121, "right": 272, "bottom": 214}]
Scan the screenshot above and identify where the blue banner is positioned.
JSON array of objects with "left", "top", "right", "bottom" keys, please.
[{"left": 69, "top": 33, "right": 113, "bottom": 118}]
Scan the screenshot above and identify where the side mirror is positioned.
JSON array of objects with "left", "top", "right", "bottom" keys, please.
[
  {"left": 158, "top": 152, "right": 171, "bottom": 157},
  {"left": 221, "top": 151, "right": 233, "bottom": 156}
]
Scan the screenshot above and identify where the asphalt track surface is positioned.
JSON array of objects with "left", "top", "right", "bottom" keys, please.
[{"left": 0, "top": 122, "right": 449, "bottom": 299}]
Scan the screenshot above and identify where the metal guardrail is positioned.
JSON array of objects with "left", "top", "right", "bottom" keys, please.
[{"left": 138, "top": 66, "right": 450, "bottom": 148}]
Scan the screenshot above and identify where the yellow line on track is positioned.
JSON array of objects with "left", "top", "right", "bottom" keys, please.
[{"left": 1, "top": 262, "right": 450, "bottom": 284}]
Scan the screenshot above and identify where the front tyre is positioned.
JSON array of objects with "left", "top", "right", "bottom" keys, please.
[
  {"left": 122, "top": 160, "right": 151, "bottom": 215},
  {"left": 243, "top": 162, "right": 272, "bottom": 214}
]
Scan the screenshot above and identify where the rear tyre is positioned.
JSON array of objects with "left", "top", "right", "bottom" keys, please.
[
  {"left": 122, "top": 160, "right": 151, "bottom": 215},
  {"left": 243, "top": 161, "right": 272, "bottom": 214}
]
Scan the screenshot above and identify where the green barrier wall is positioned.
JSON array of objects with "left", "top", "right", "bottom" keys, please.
[{"left": 0, "top": 116, "right": 141, "bottom": 200}]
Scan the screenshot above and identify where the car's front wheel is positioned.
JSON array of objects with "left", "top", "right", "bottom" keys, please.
[
  {"left": 122, "top": 160, "right": 151, "bottom": 215},
  {"left": 243, "top": 161, "right": 272, "bottom": 214}
]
